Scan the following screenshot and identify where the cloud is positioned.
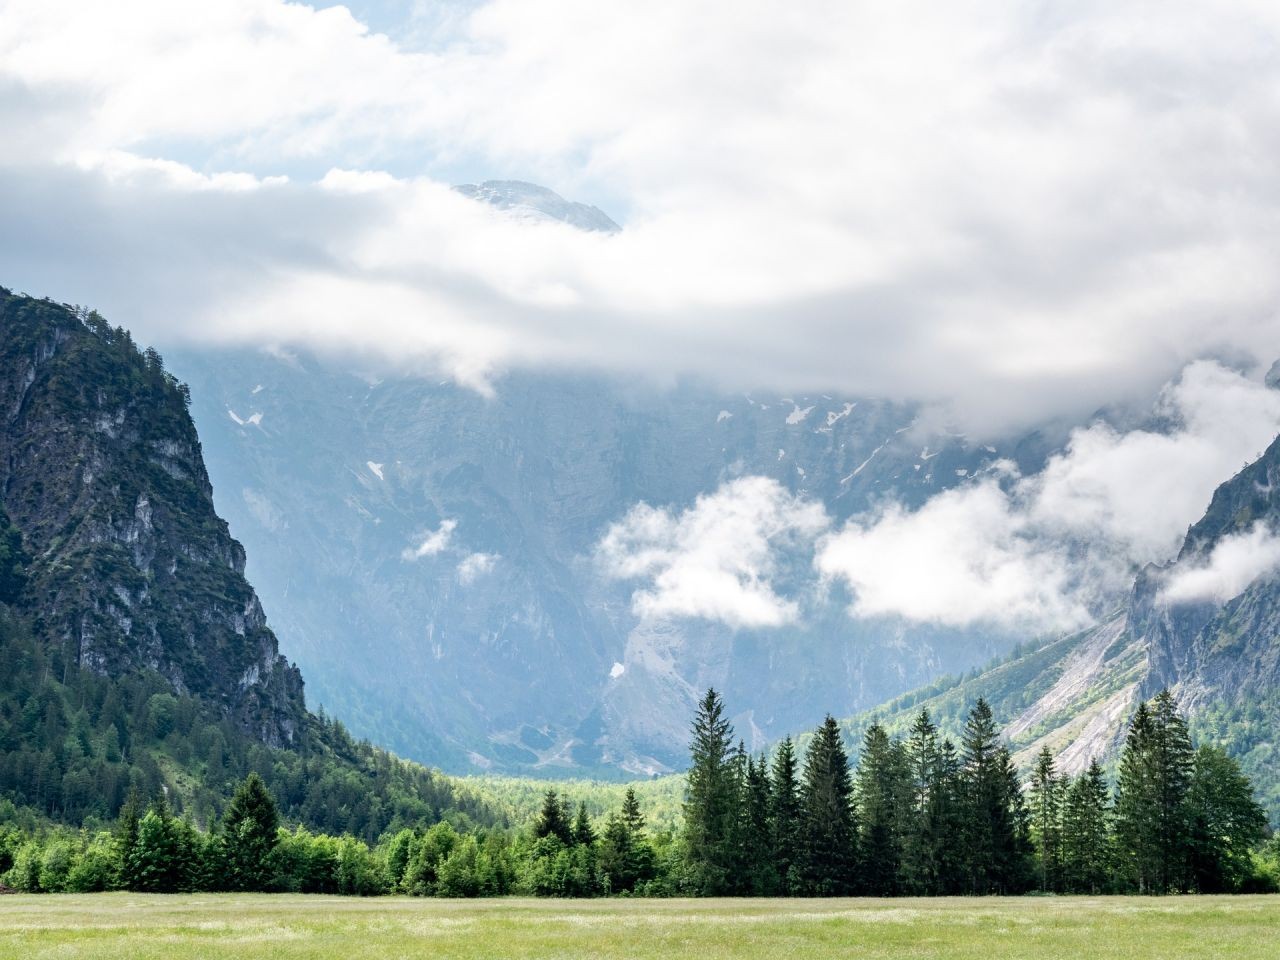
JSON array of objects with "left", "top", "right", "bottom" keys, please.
[
  {"left": 1, "top": 1, "right": 1279, "bottom": 430},
  {"left": 817, "top": 363, "right": 1280, "bottom": 630},
  {"left": 402, "top": 519, "right": 457, "bottom": 560},
  {"left": 597, "top": 476, "right": 829, "bottom": 628},
  {"left": 816, "top": 478, "right": 1092, "bottom": 631},
  {"left": 1160, "top": 525, "right": 1280, "bottom": 605},
  {"left": 457, "top": 551, "right": 499, "bottom": 584}
]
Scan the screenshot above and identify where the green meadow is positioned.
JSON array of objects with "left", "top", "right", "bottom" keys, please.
[{"left": 1, "top": 894, "right": 1277, "bottom": 960}]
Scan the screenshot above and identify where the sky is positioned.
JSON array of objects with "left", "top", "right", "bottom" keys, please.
[
  {"left": 1, "top": 0, "right": 1278, "bottom": 437},
  {"left": 3, "top": 1, "right": 1280, "bottom": 633}
]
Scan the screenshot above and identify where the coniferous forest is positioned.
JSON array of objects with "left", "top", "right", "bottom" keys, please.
[{"left": 2, "top": 687, "right": 1275, "bottom": 896}]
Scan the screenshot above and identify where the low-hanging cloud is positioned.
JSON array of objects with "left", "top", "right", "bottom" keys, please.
[
  {"left": 818, "top": 362, "right": 1280, "bottom": 630},
  {"left": 2, "top": 1, "right": 1280, "bottom": 431},
  {"left": 597, "top": 475, "right": 829, "bottom": 629},
  {"left": 1160, "top": 524, "right": 1280, "bottom": 605},
  {"left": 457, "top": 551, "right": 499, "bottom": 584}
]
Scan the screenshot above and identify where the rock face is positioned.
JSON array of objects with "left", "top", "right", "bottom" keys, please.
[
  {"left": 855, "top": 428, "right": 1280, "bottom": 816},
  {"left": 171, "top": 343, "right": 1062, "bottom": 775},
  {"left": 454, "top": 180, "right": 622, "bottom": 233},
  {"left": 0, "top": 290, "right": 305, "bottom": 747}
]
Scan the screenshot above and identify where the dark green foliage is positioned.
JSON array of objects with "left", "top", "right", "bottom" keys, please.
[
  {"left": 958, "top": 698, "right": 1033, "bottom": 894},
  {"left": 855, "top": 723, "right": 909, "bottom": 895},
  {"left": 1186, "top": 745, "right": 1267, "bottom": 893},
  {"left": 681, "top": 688, "right": 738, "bottom": 895},
  {"left": 769, "top": 736, "right": 802, "bottom": 893},
  {"left": 1060, "top": 760, "right": 1112, "bottom": 893},
  {"left": 796, "top": 715, "right": 858, "bottom": 895},
  {"left": 219, "top": 773, "right": 280, "bottom": 891},
  {"left": 1115, "top": 691, "right": 1194, "bottom": 893},
  {"left": 534, "top": 790, "right": 573, "bottom": 845}
]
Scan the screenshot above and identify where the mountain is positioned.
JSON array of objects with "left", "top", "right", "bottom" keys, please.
[
  {"left": 0, "top": 288, "right": 492, "bottom": 834},
  {"left": 169, "top": 345, "right": 1062, "bottom": 777},
  {"left": 454, "top": 180, "right": 621, "bottom": 233},
  {"left": 848, "top": 428, "right": 1280, "bottom": 816}
]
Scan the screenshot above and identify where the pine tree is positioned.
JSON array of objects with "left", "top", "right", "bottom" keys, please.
[
  {"left": 1185, "top": 745, "right": 1267, "bottom": 892},
  {"left": 572, "top": 802, "right": 596, "bottom": 847},
  {"left": 959, "top": 699, "right": 1029, "bottom": 894},
  {"left": 797, "top": 715, "right": 858, "bottom": 895},
  {"left": 682, "top": 689, "right": 738, "bottom": 895},
  {"left": 534, "top": 790, "right": 573, "bottom": 846},
  {"left": 220, "top": 772, "right": 280, "bottom": 892},
  {"left": 770, "top": 736, "right": 802, "bottom": 894},
  {"left": 741, "top": 754, "right": 777, "bottom": 894},
  {"left": 1061, "top": 759, "right": 1112, "bottom": 894},
  {"left": 1028, "top": 747, "right": 1064, "bottom": 892},
  {"left": 932, "top": 738, "right": 966, "bottom": 895},
  {"left": 855, "top": 723, "right": 908, "bottom": 895},
  {"left": 901, "top": 709, "right": 940, "bottom": 895},
  {"left": 1115, "top": 692, "right": 1194, "bottom": 893}
]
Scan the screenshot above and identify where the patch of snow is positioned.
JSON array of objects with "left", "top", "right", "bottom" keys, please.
[
  {"left": 777, "top": 448, "right": 786, "bottom": 461},
  {"left": 246, "top": 412, "right": 262, "bottom": 426},
  {"left": 786, "top": 404, "right": 815, "bottom": 425},
  {"left": 366, "top": 461, "right": 385, "bottom": 480},
  {"left": 826, "top": 402, "right": 856, "bottom": 426},
  {"left": 843, "top": 437, "right": 892, "bottom": 482},
  {"left": 227, "top": 409, "right": 245, "bottom": 425},
  {"left": 955, "top": 468, "right": 969, "bottom": 477},
  {"left": 919, "top": 446, "right": 939, "bottom": 460},
  {"left": 984, "top": 445, "right": 997, "bottom": 453},
  {"left": 610, "top": 661, "right": 626, "bottom": 679},
  {"left": 402, "top": 519, "right": 456, "bottom": 560},
  {"left": 716, "top": 410, "right": 733, "bottom": 423},
  {"left": 796, "top": 466, "right": 806, "bottom": 479},
  {"left": 251, "top": 384, "right": 263, "bottom": 395}
]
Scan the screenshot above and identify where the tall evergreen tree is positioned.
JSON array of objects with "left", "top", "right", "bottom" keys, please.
[
  {"left": 1028, "top": 747, "right": 1064, "bottom": 892},
  {"left": 571, "top": 802, "right": 596, "bottom": 847},
  {"left": 1115, "top": 692, "right": 1194, "bottom": 893},
  {"left": 769, "top": 736, "right": 802, "bottom": 894},
  {"left": 959, "top": 699, "right": 1029, "bottom": 894},
  {"left": 1060, "top": 759, "right": 1112, "bottom": 894},
  {"left": 534, "top": 790, "right": 573, "bottom": 846},
  {"left": 855, "top": 723, "right": 908, "bottom": 895},
  {"left": 797, "top": 715, "right": 858, "bottom": 895},
  {"left": 901, "top": 709, "right": 939, "bottom": 895},
  {"left": 741, "top": 754, "right": 777, "bottom": 894},
  {"left": 682, "top": 689, "right": 738, "bottom": 895},
  {"left": 220, "top": 772, "right": 280, "bottom": 892},
  {"left": 1185, "top": 745, "right": 1267, "bottom": 892}
]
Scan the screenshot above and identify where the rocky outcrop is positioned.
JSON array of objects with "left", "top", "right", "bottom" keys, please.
[{"left": 0, "top": 289, "right": 304, "bottom": 746}]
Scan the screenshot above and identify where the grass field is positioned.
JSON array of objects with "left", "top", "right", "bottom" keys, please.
[{"left": 2, "top": 893, "right": 1277, "bottom": 959}]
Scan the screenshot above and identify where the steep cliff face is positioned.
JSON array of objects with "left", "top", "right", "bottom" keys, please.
[{"left": 0, "top": 289, "right": 305, "bottom": 746}]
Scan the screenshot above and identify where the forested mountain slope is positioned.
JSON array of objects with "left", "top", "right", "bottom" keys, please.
[
  {"left": 848, "top": 432, "right": 1280, "bottom": 817},
  {"left": 0, "top": 289, "right": 494, "bottom": 835}
]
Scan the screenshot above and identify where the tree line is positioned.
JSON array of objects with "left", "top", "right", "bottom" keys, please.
[{"left": 3, "top": 689, "right": 1276, "bottom": 896}]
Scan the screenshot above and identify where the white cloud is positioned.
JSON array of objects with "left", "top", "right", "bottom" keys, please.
[
  {"left": 1, "top": 1, "right": 1279, "bottom": 430},
  {"left": 402, "top": 519, "right": 457, "bottom": 560},
  {"left": 816, "top": 479, "right": 1091, "bottom": 631},
  {"left": 457, "top": 551, "right": 499, "bottom": 583},
  {"left": 1161, "top": 525, "right": 1280, "bottom": 605},
  {"left": 817, "top": 363, "right": 1280, "bottom": 630},
  {"left": 597, "top": 475, "right": 829, "bottom": 628}
]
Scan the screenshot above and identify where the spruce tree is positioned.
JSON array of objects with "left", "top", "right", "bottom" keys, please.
[
  {"left": 682, "top": 688, "right": 737, "bottom": 895},
  {"left": 1061, "top": 759, "right": 1112, "bottom": 894},
  {"left": 534, "top": 790, "right": 573, "bottom": 846},
  {"left": 855, "top": 723, "right": 908, "bottom": 895},
  {"left": 901, "top": 709, "right": 940, "bottom": 895},
  {"left": 1115, "top": 692, "right": 1193, "bottom": 893},
  {"left": 741, "top": 754, "right": 777, "bottom": 894},
  {"left": 1185, "top": 745, "right": 1267, "bottom": 892},
  {"left": 797, "top": 715, "right": 858, "bottom": 895},
  {"left": 769, "top": 736, "right": 802, "bottom": 894},
  {"left": 220, "top": 772, "right": 280, "bottom": 892},
  {"left": 959, "top": 699, "right": 1029, "bottom": 894},
  {"left": 572, "top": 802, "right": 596, "bottom": 847},
  {"left": 1028, "top": 747, "right": 1064, "bottom": 892}
]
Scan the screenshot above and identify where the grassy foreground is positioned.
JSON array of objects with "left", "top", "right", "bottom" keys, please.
[{"left": 1, "top": 893, "right": 1277, "bottom": 960}]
